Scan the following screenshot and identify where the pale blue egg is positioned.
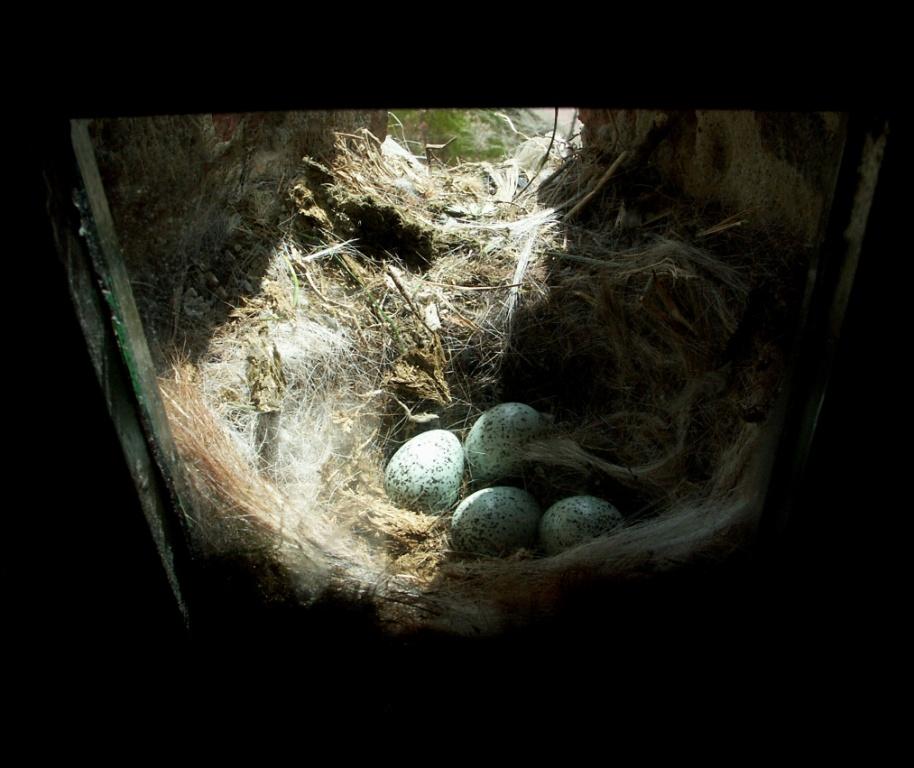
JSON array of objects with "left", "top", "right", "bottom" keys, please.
[
  {"left": 451, "top": 486, "right": 542, "bottom": 556},
  {"left": 540, "top": 495, "right": 623, "bottom": 554},
  {"left": 384, "top": 430, "right": 464, "bottom": 513},
  {"left": 464, "top": 402, "right": 545, "bottom": 483}
]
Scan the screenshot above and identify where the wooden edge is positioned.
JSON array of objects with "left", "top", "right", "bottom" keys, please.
[
  {"left": 63, "top": 119, "right": 198, "bottom": 627},
  {"left": 759, "top": 113, "right": 890, "bottom": 546}
]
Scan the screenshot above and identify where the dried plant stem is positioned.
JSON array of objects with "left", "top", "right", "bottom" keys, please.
[{"left": 561, "top": 150, "right": 629, "bottom": 221}]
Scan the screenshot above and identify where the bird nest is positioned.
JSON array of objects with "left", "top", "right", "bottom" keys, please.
[{"left": 156, "top": 127, "right": 806, "bottom": 636}]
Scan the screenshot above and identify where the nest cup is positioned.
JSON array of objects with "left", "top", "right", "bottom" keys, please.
[{"left": 104, "top": 114, "right": 806, "bottom": 638}]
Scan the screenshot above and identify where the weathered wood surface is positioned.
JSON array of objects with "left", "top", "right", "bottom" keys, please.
[
  {"left": 761, "top": 115, "right": 890, "bottom": 539},
  {"left": 59, "top": 120, "right": 199, "bottom": 626}
]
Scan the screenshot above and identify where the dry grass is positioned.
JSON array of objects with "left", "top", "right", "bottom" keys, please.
[{"left": 153, "top": 126, "right": 804, "bottom": 636}]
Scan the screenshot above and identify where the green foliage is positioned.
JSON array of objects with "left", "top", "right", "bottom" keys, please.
[{"left": 388, "top": 109, "right": 522, "bottom": 165}]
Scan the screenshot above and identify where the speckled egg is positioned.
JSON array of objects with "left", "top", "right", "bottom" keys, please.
[
  {"left": 450, "top": 486, "right": 542, "bottom": 556},
  {"left": 464, "top": 402, "right": 545, "bottom": 483},
  {"left": 540, "top": 495, "right": 623, "bottom": 555},
  {"left": 384, "top": 429, "right": 464, "bottom": 514}
]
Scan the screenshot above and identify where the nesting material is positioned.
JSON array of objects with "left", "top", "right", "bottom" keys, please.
[{"left": 155, "top": 126, "right": 805, "bottom": 636}]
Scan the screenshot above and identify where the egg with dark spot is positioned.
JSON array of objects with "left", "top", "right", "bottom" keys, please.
[
  {"left": 464, "top": 402, "right": 546, "bottom": 483},
  {"left": 384, "top": 429, "right": 464, "bottom": 514},
  {"left": 451, "top": 486, "right": 542, "bottom": 556},
  {"left": 540, "top": 495, "right": 623, "bottom": 555}
]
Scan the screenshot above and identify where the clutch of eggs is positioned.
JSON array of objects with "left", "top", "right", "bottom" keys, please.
[
  {"left": 464, "top": 402, "right": 547, "bottom": 483},
  {"left": 384, "top": 429, "right": 465, "bottom": 513}
]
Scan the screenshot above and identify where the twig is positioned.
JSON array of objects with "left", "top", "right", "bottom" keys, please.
[
  {"left": 555, "top": 112, "right": 672, "bottom": 220},
  {"left": 386, "top": 266, "right": 435, "bottom": 336},
  {"left": 539, "top": 152, "right": 577, "bottom": 190},
  {"left": 391, "top": 394, "right": 440, "bottom": 425},
  {"left": 302, "top": 268, "right": 344, "bottom": 309},
  {"left": 420, "top": 280, "right": 525, "bottom": 292},
  {"left": 440, "top": 300, "right": 482, "bottom": 332},
  {"left": 514, "top": 107, "right": 559, "bottom": 202},
  {"left": 561, "top": 150, "right": 629, "bottom": 222},
  {"left": 424, "top": 137, "right": 457, "bottom": 150},
  {"left": 298, "top": 239, "right": 358, "bottom": 263},
  {"left": 547, "top": 250, "right": 623, "bottom": 269},
  {"left": 697, "top": 209, "right": 755, "bottom": 238}
]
